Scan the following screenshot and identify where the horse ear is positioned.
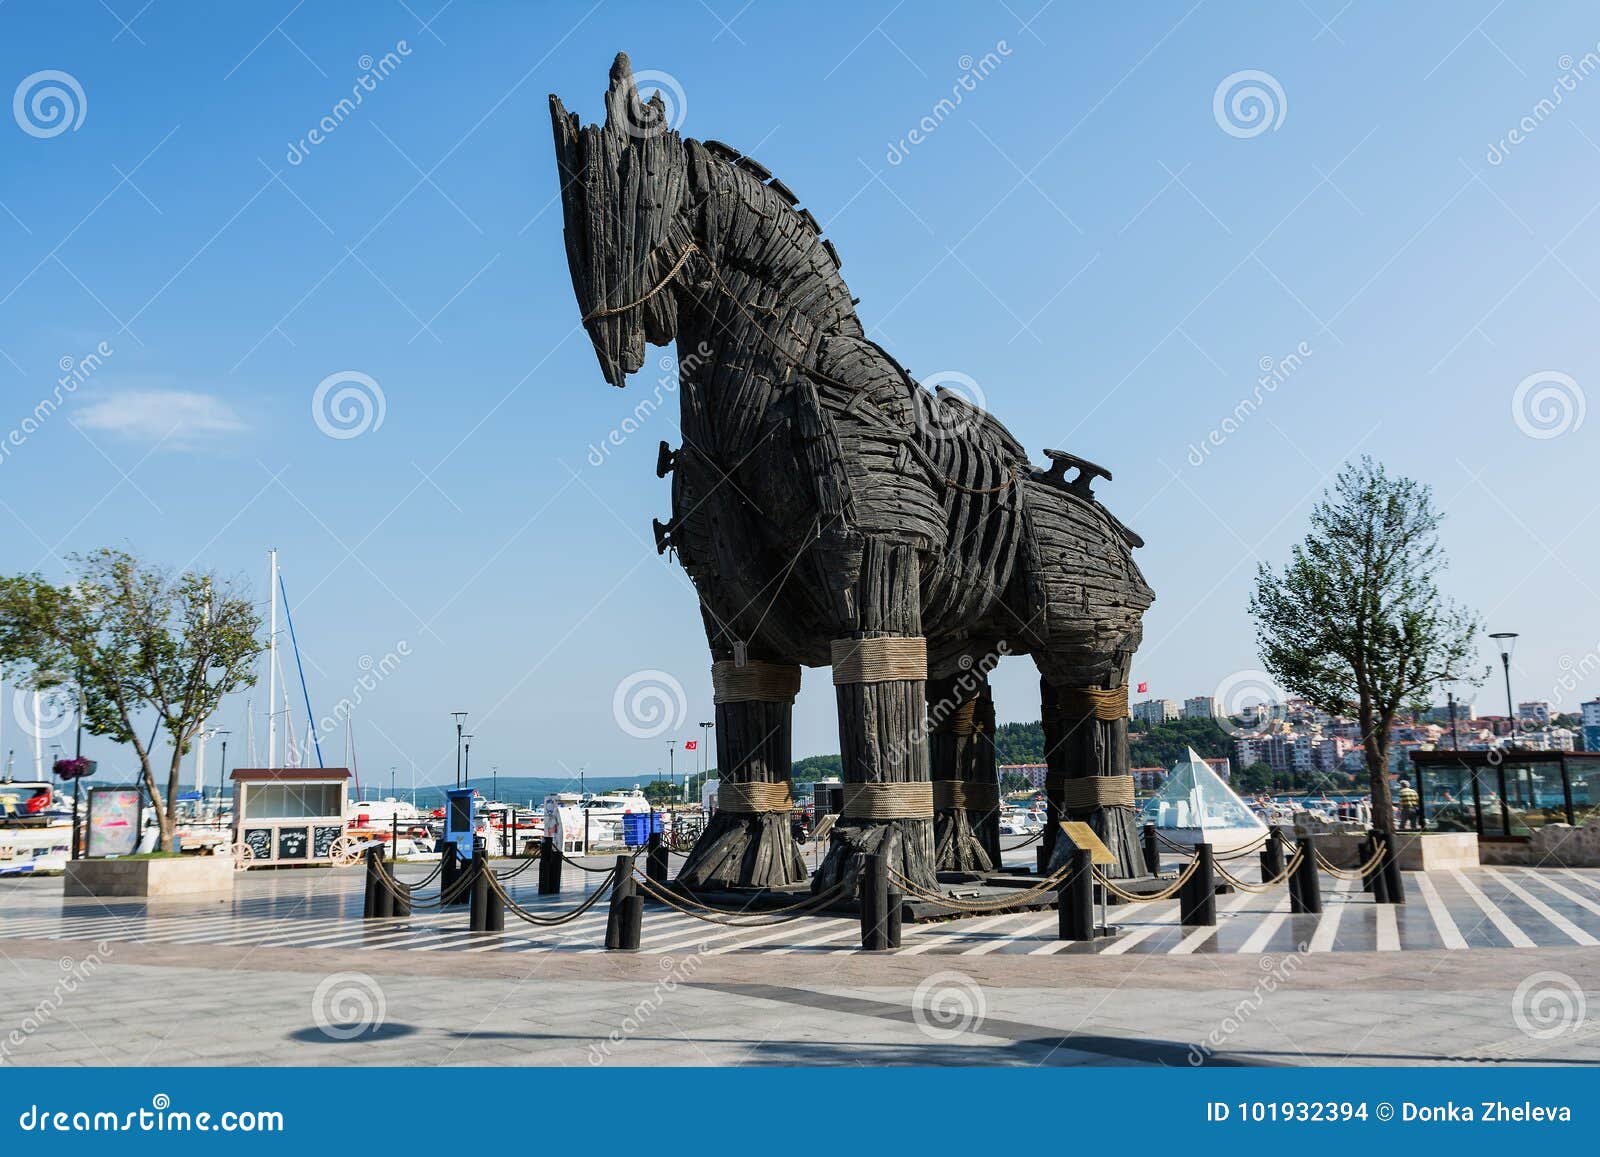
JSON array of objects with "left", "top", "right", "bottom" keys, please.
[{"left": 602, "top": 52, "right": 637, "bottom": 135}]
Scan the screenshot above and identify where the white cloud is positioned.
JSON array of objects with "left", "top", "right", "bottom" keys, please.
[{"left": 75, "top": 390, "right": 246, "bottom": 447}]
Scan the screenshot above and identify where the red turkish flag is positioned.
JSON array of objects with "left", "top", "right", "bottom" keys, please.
[
  {"left": 1136, "top": 682, "right": 1148, "bottom": 694},
  {"left": 683, "top": 740, "right": 698, "bottom": 751}
]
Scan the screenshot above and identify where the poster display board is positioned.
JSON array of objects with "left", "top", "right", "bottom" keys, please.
[{"left": 86, "top": 787, "right": 142, "bottom": 858}]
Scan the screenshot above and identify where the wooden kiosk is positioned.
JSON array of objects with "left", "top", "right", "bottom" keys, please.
[{"left": 229, "top": 767, "right": 352, "bottom": 867}]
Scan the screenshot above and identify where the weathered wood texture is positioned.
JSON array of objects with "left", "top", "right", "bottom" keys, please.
[
  {"left": 550, "top": 54, "right": 1156, "bottom": 890},
  {"left": 930, "top": 674, "right": 999, "bottom": 873},
  {"left": 813, "top": 541, "right": 937, "bottom": 893},
  {"left": 674, "top": 697, "right": 806, "bottom": 890}
]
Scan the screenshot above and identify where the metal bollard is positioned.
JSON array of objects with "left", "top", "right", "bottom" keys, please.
[
  {"left": 363, "top": 846, "right": 379, "bottom": 919},
  {"left": 469, "top": 854, "right": 490, "bottom": 932},
  {"left": 859, "top": 852, "right": 896, "bottom": 950},
  {"left": 605, "top": 855, "right": 641, "bottom": 950},
  {"left": 646, "top": 831, "right": 668, "bottom": 885},
  {"left": 1058, "top": 846, "right": 1095, "bottom": 940},
  {"left": 538, "top": 837, "right": 562, "bottom": 896},
  {"left": 1380, "top": 829, "right": 1406, "bottom": 905},
  {"left": 1261, "top": 827, "right": 1285, "bottom": 883},
  {"left": 1142, "top": 823, "right": 1161, "bottom": 877},
  {"left": 1290, "top": 833, "right": 1322, "bottom": 915},
  {"left": 484, "top": 866, "right": 504, "bottom": 933},
  {"left": 1358, "top": 834, "right": 1377, "bottom": 893},
  {"left": 371, "top": 845, "right": 394, "bottom": 919},
  {"left": 391, "top": 869, "right": 412, "bottom": 919},
  {"left": 1180, "top": 843, "right": 1216, "bottom": 926}
]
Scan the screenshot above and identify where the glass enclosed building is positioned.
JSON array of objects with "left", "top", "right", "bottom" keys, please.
[{"left": 1410, "top": 749, "right": 1600, "bottom": 839}]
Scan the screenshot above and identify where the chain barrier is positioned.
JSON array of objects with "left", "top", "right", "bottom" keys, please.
[
  {"left": 1315, "top": 844, "right": 1388, "bottom": 881},
  {"left": 494, "top": 855, "right": 539, "bottom": 881},
  {"left": 1211, "top": 832, "right": 1273, "bottom": 861},
  {"left": 884, "top": 859, "right": 1082, "bottom": 913},
  {"left": 1094, "top": 856, "right": 1203, "bottom": 903},
  {"left": 373, "top": 857, "right": 474, "bottom": 909},
  {"left": 486, "top": 865, "right": 619, "bottom": 926},
  {"left": 559, "top": 846, "right": 645, "bottom": 873},
  {"left": 633, "top": 874, "right": 852, "bottom": 927},
  {"left": 1213, "top": 845, "right": 1307, "bottom": 892}
]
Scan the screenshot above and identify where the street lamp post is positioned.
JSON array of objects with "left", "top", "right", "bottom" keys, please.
[
  {"left": 463, "top": 735, "right": 474, "bottom": 792},
  {"left": 1490, "top": 632, "right": 1519, "bottom": 746},
  {"left": 217, "top": 730, "right": 231, "bottom": 810},
  {"left": 667, "top": 741, "right": 676, "bottom": 811},
  {"left": 699, "top": 720, "right": 712, "bottom": 799},
  {"left": 451, "top": 712, "right": 468, "bottom": 788}
]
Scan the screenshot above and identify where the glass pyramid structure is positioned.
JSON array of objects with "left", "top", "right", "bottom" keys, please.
[{"left": 1142, "top": 748, "right": 1267, "bottom": 839}]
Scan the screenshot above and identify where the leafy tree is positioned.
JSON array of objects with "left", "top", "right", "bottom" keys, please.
[
  {"left": 1249, "top": 458, "right": 1481, "bottom": 832},
  {"left": 640, "top": 778, "right": 678, "bottom": 805},
  {"left": 1128, "top": 717, "right": 1232, "bottom": 768},
  {"left": 992, "top": 721, "right": 1044, "bottom": 764},
  {"left": 0, "top": 549, "right": 262, "bottom": 851}
]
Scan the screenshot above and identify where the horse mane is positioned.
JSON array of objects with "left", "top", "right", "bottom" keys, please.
[{"left": 696, "top": 137, "right": 846, "bottom": 274}]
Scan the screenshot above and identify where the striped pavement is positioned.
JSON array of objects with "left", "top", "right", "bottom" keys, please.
[{"left": 4, "top": 866, "right": 1600, "bottom": 959}]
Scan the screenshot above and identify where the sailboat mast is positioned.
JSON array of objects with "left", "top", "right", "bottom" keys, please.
[{"left": 266, "top": 548, "right": 278, "bottom": 768}]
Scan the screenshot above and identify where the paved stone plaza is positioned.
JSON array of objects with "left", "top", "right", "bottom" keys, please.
[{"left": 3, "top": 859, "right": 1599, "bottom": 1066}]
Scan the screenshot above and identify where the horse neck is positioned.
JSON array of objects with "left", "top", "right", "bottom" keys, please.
[{"left": 672, "top": 160, "right": 862, "bottom": 452}]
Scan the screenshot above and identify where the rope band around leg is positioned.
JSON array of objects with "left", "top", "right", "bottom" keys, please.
[
  {"left": 830, "top": 636, "right": 927, "bottom": 684},
  {"left": 714, "top": 779, "right": 795, "bottom": 814},
  {"left": 711, "top": 660, "right": 802, "bottom": 704},
  {"left": 1055, "top": 684, "right": 1131, "bottom": 720},
  {"left": 931, "top": 697, "right": 979, "bottom": 737},
  {"left": 932, "top": 779, "right": 1000, "bottom": 811},
  {"left": 841, "top": 781, "right": 935, "bottom": 819},
  {"left": 1046, "top": 773, "right": 1136, "bottom": 811}
]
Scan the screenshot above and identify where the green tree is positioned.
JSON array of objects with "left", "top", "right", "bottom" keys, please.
[
  {"left": 1249, "top": 458, "right": 1481, "bottom": 832},
  {"left": 0, "top": 549, "right": 263, "bottom": 851},
  {"left": 640, "top": 778, "right": 677, "bottom": 805}
]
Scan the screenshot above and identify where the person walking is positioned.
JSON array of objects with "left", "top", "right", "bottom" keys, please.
[{"left": 1397, "top": 779, "right": 1421, "bottom": 830}]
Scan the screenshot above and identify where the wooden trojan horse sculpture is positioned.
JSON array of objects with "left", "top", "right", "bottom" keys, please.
[{"left": 551, "top": 55, "right": 1155, "bottom": 894}]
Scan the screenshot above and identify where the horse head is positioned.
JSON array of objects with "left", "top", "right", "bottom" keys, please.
[{"left": 550, "top": 53, "right": 690, "bottom": 386}]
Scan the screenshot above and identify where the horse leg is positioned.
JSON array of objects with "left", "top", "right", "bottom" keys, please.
[
  {"left": 812, "top": 539, "right": 938, "bottom": 895},
  {"left": 1037, "top": 657, "right": 1148, "bottom": 880},
  {"left": 930, "top": 670, "right": 998, "bottom": 874},
  {"left": 675, "top": 649, "right": 807, "bottom": 891}
]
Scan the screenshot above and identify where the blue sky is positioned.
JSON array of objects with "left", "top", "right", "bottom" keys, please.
[{"left": 3, "top": 1, "right": 1598, "bottom": 791}]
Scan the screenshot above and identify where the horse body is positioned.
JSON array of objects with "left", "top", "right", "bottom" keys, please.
[{"left": 552, "top": 55, "right": 1154, "bottom": 892}]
